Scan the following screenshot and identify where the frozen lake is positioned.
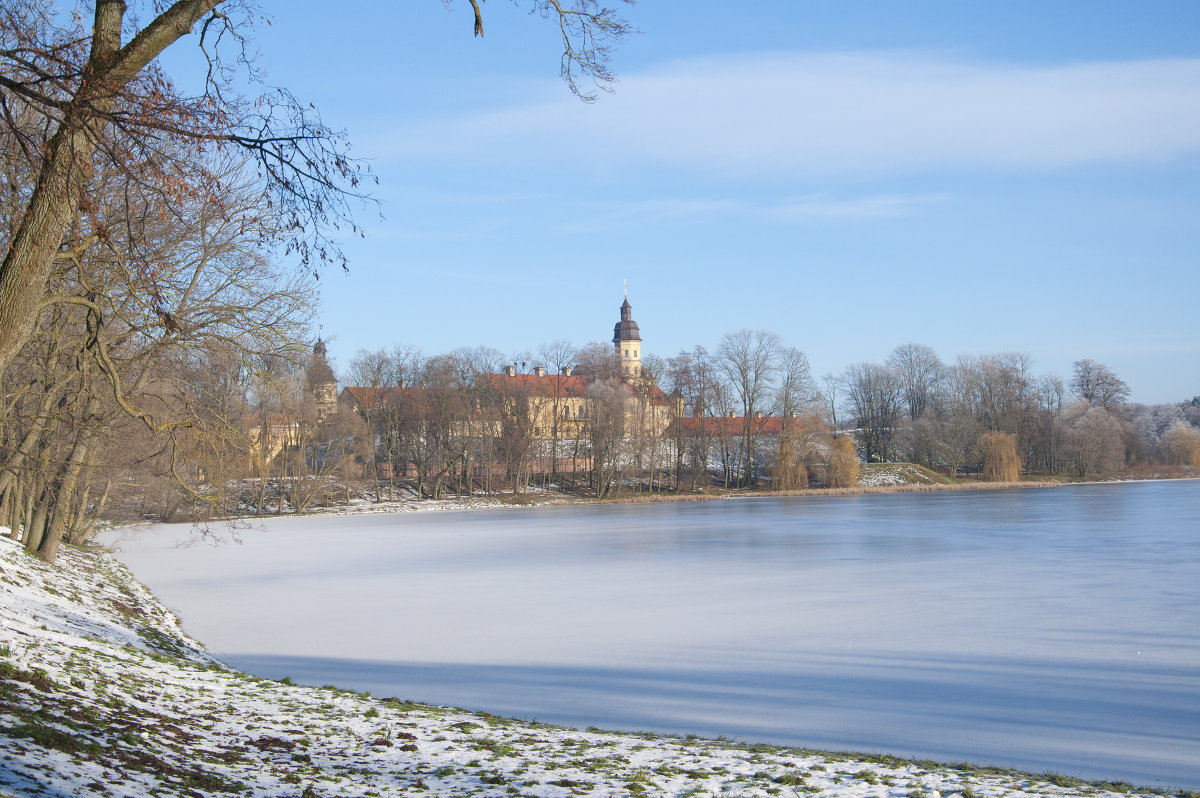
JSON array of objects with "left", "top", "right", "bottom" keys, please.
[{"left": 104, "top": 480, "right": 1200, "bottom": 788}]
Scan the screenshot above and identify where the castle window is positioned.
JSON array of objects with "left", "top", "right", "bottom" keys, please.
[{"left": 624, "top": 349, "right": 629, "bottom": 357}]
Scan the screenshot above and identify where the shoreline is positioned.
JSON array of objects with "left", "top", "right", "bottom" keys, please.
[
  {"left": 1, "top": 536, "right": 1193, "bottom": 796},
  {"left": 203, "top": 471, "right": 1200, "bottom": 524}
]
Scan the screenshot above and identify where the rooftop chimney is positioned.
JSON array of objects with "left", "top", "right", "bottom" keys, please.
[
  {"left": 505, "top": 365, "right": 516, "bottom": 377},
  {"left": 728, "top": 411, "right": 736, "bottom": 418},
  {"left": 534, "top": 365, "right": 545, "bottom": 377},
  {"left": 562, "top": 366, "right": 573, "bottom": 376},
  {"left": 754, "top": 411, "right": 763, "bottom": 418}
]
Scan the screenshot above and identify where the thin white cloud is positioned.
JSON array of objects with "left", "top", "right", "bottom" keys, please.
[
  {"left": 387, "top": 50, "right": 1200, "bottom": 177},
  {"left": 550, "top": 192, "right": 947, "bottom": 234}
]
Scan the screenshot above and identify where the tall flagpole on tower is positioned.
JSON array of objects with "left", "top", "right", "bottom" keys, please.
[{"left": 624, "top": 279, "right": 627, "bottom": 300}]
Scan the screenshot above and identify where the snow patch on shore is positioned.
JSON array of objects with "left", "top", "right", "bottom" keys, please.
[{"left": 0, "top": 536, "right": 1179, "bottom": 796}]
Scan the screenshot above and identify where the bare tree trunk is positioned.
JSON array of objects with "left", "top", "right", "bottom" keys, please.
[
  {"left": 39, "top": 405, "right": 101, "bottom": 561},
  {"left": 25, "top": 491, "right": 48, "bottom": 552},
  {"left": 0, "top": 0, "right": 223, "bottom": 372},
  {"left": 5, "top": 483, "right": 22, "bottom": 538}
]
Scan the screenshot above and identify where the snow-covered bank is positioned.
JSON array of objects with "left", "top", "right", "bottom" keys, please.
[{"left": 0, "top": 538, "right": 1191, "bottom": 796}]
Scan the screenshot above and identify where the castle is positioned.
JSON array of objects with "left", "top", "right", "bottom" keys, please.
[
  {"left": 326, "top": 293, "right": 676, "bottom": 442},
  {"left": 290, "top": 293, "right": 818, "bottom": 490}
]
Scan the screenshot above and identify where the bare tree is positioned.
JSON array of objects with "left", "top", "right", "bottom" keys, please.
[
  {"left": 718, "top": 329, "right": 781, "bottom": 486},
  {"left": 1030, "top": 374, "right": 1066, "bottom": 474},
  {"left": 629, "top": 353, "right": 670, "bottom": 492},
  {"left": 844, "top": 361, "right": 901, "bottom": 463},
  {"left": 452, "top": 0, "right": 633, "bottom": 101},
  {"left": 347, "top": 348, "right": 395, "bottom": 500},
  {"left": 1161, "top": 421, "right": 1200, "bottom": 466},
  {"left": 1070, "top": 359, "right": 1129, "bottom": 411},
  {"left": 1, "top": 154, "right": 314, "bottom": 560},
  {"left": 772, "top": 346, "right": 817, "bottom": 490},
  {"left": 586, "top": 378, "right": 629, "bottom": 496},
  {"left": 535, "top": 338, "right": 578, "bottom": 480},
  {"left": 0, "top": 0, "right": 369, "bottom": 373},
  {"left": 820, "top": 372, "right": 843, "bottom": 433},
  {"left": 0, "top": 1, "right": 635, "bottom": 373},
  {"left": 667, "top": 346, "right": 718, "bottom": 488},
  {"left": 1061, "top": 402, "right": 1126, "bottom": 478},
  {"left": 887, "top": 343, "right": 944, "bottom": 421}
]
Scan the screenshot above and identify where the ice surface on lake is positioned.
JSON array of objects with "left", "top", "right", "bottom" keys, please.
[{"left": 104, "top": 480, "right": 1200, "bottom": 787}]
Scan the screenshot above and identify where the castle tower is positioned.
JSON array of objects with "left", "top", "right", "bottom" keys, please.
[
  {"left": 612, "top": 292, "right": 642, "bottom": 376},
  {"left": 306, "top": 339, "right": 338, "bottom": 421}
]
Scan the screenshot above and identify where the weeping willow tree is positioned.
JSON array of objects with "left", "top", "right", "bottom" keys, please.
[
  {"left": 827, "top": 434, "right": 860, "bottom": 488},
  {"left": 1161, "top": 422, "right": 1200, "bottom": 466},
  {"left": 978, "top": 431, "right": 1020, "bottom": 482}
]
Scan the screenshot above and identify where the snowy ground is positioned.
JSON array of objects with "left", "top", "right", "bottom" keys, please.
[
  {"left": 856, "top": 464, "right": 950, "bottom": 487},
  {"left": 0, "top": 535, "right": 1182, "bottom": 798}
]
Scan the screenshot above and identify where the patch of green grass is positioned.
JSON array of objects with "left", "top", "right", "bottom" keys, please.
[
  {"left": 382, "top": 697, "right": 424, "bottom": 711},
  {"left": 8, "top": 721, "right": 99, "bottom": 756},
  {"left": 0, "top": 660, "right": 57, "bottom": 691},
  {"left": 136, "top": 625, "right": 194, "bottom": 658}
]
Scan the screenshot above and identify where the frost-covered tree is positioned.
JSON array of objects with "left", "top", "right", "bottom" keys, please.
[{"left": 1070, "top": 359, "right": 1129, "bottom": 410}]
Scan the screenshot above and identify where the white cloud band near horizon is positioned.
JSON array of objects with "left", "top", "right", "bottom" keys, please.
[{"left": 383, "top": 50, "right": 1200, "bottom": 178}]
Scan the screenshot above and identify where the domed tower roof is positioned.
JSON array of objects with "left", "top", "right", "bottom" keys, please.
[
  {"left": 612, "top": 297, "right": 642, "bottom": 344},
  {"left": 307, "top": 338, "right": 336, "bottom": 387}
]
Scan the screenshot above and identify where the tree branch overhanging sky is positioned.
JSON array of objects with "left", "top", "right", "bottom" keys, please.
[{"left": 230, "top": 1, "right": 1200, "bottom": 404}]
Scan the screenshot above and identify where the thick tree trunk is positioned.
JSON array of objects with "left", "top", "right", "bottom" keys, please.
[
  {"left": 3, "top": 483, "right": 20, "bottom": 538},
  {"left": 0, "top": 0, "right": 223, "bottom": 373},
  {"left": 25, "top": 493, "right": 48, "bottom": 552},
  {"left": 37, "top": 401, "right": 99, "bottom": 562}
]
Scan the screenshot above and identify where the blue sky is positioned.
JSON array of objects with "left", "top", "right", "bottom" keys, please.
[{"left": 229, "top": 2, "right": 1198, "bottom": 403}]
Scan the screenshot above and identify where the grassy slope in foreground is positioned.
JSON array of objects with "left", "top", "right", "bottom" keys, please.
[{"left": 0, "top": 538, "right": 1188, "bottom": 798}]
